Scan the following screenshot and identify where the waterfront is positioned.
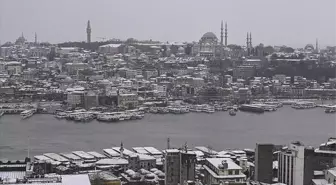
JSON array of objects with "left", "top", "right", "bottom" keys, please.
[{"left": 0, "top": 106, "right": 335, "bottom": 160}]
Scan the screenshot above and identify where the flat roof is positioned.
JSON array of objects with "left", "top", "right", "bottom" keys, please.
[
  {"left": 143, "top": 147, "right": 163, "bottom": 155},
  {"left": 112, "top": 147, "right": 135, "bottom": 156},
  {"left": 34, "top": 155, "right": 54, "bottom": 162},
  {"left": 96, "top": 158, "right": 128, "bottom": 166},
  {"left": 87, "top": 151, "right": 107, "bottom": 159},
  {"left": 72, "top": 151, "right": 95, "bottom": 160},
  {"left": 60, "top": 153, "right": 82, "bottom": 160},
  {"left": 132, "top": 147, "right": 150, "bottom": 154},
  {"left": 44, "top": 153, "right": 69, "bottom": 162},
  {"left": 206, "top": 158, "right": 242, "bottom": 170},
  {"left": 195, "top": 146, "right": 218, "bottom": 155},
  {"left": 103, "top": 149, "right": 120, "bottom": 157},
  {"left": 203, "top": 165, "right": 246, "bottom": 179}
]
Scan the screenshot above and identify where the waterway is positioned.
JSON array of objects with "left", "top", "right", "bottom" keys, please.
[{"left": 0, "top": 106, "right": 335, "bottom": 160}]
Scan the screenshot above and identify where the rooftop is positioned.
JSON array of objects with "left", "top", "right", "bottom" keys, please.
[{"left": 206, "top": 158, "right": 242, "bottom": 170}]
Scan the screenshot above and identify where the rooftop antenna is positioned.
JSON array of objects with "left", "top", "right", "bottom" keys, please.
[{"left": 184, "top": 142, "right": 188, "bottom": 153}]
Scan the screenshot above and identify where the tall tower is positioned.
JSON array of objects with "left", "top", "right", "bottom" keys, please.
[
  {"left": 246, "top": 32, "right": 249, "bottom": 48},
  {"left": 247, "top": 32, "right": 250, "bottom": 55},
  {"left": 249, "top": 32, "right": 252, "bottom": 48},
  {"left": 224, "top": 22, "right": 228, "bottom": 46},
  {"left": 220, "top": 20, "right": 224, "bottom": 46},
  {"left": 34, "top": 32, "right": 37, "bottom": 44},
  {"left": 316, "top": 38, "right": 319, "bottom": 53},
  {"left": 86, "top": 20, "right": 91, "bottom": 43},
  {"left": 120, "top": 141, "right": 124, "bottom": 158}
]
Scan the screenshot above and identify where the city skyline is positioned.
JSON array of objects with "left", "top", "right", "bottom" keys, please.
[{"left": 0, "top": 0, "right": 335, "bottom": 48}]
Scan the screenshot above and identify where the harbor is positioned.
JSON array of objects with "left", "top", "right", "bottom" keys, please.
[
  {"left": 0, "top": 104, "right": 334, "bottom": 160},
  {"left": 0, "top": 99, "right": 335, "bottom": 123}
]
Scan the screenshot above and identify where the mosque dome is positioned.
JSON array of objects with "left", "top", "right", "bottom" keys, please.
[
  {"left": 201, "top": 32, "right": 218, "bottom": 40},
  {"left": 304, "top": 44, "right": 314, "bottom": 51}
]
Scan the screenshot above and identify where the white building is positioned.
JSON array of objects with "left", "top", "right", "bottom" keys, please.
[
  {"left": 98, "top": 44, "right": 121, "bottom": 54},
  {"left": 66, "top": 87, "right": 85, "bottom": 107},
  {"left": 278, "top": 142, "right": 305, "bottom": 185},
  {"left": 6, "top": 61, "right": 22, "bottom": 75},
  {"left": 203, "top": 158, "right": 246, "bottom": 185}
]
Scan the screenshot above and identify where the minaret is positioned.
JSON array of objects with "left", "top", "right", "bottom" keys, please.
[
  {"left": 34, "top": 32, "right": 37, "bottom": 44},
  {"left": 120, "top": 141, "right": 124, "bottom": 158},
  {"left": 249, "top": 32, "right": 252, "bottom": 48},
  {"left": 86, "top": 20, "right": 91, "bottom": 43},
  {"left": 224, "top": 22, "right": 228, "bottom": 46},
  {"left": 167, "top": 137, "right": 170, "bottom": 149},
  {"left": 247, "top": 32, "right": 250, "bottom": 55},
  {"left": 316, "top": 38, "right": 319, "bottom": 53},
  {"left": 220, "top": 20, "right": 224, "bottom": 46}
]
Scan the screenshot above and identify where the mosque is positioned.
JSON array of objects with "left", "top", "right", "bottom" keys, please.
[{"left": 192, "top": 21, "right": 228, "bottom": 58}]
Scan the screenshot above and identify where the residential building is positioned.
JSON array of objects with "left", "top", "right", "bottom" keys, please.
[
  {"left": 203, "top": 158, "right": 246, "bottom": 185},
  {"left": 117, "top": 93, "right": 138, "bottom": 109},
  {"left": 278, "top": 141, "right": 315, "bottom": 185}
]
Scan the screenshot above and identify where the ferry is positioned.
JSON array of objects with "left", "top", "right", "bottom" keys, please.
[
  {"left": 20, "top": 109, "right": 36, "bottom": 119},
  {"left": 252, "top": 104, "right": 277, "bottom": 112},
  {"left": 325, "top": 106, "right": 336, "bottom": 114},
  {"left": 202, "top": 105, "right": 215, "bottom": 113},
  {"left": 54, "top": 112, "right": 68, "bottom": 119},
  {"left": 291, "top": 102, "right": 316, "bottom": 109},
  {"left": 238, "top": 104, "right": 264, "bottom": 113}
]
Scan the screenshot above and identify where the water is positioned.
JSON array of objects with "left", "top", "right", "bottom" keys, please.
[{"left": 0, "top": 106, "right": 335, "bottom": 160}]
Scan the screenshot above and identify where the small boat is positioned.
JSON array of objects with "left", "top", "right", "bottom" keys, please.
[
  {"left": 325, "top": 108, "right": 336, "bottom": 113},
  {"left": 229, "top": 109, "right": 236, "bottom": 116},
  {"left": 21, "top": 109, "right": 36, "bottom": 119},
  {"left": 0, "top": 111, "right": 4, "bottom": 117}
]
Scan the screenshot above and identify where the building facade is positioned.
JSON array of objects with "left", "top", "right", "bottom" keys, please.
[{"left": 255, "top": 143, "right": 274, "bottom": 183}]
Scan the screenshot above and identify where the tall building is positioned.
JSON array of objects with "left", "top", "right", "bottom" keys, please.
[
  {"left": 165, "top": 147, "right": 197, "bottom": 185},
  {"left": 255, "top": 143, "right": 274, "bottom": 183},
  {"left": 86, "top": 20, "right": 91, "bottom": 43},
  {"left": 278, "top": 141, "right": 315, "bottom": 185},
  {"left": 165, "top": 149, "right": 181, "bottom": 185},
  {"left": 180, "top": 150, "right": 197, "bottom": 184}
]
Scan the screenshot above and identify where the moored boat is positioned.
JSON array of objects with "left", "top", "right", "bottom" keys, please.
[
  {"left": 21, "top": 109, "right": 36, "bottom": 119},
  {"left": 238, "top": 104, "right": 264, "bottom": 113},
  {"left": 229, "top": 109, "right": 236, "bottom": 116}
]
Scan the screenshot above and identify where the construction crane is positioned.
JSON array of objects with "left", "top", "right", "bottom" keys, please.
[{"left": 96, "top": 37, "right": 107, "bottom": 41}]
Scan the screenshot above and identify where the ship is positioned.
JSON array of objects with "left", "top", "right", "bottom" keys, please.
[
  {"left": 20, "top": 109, "right": 36, "bottom": 119},
  {"left": 238, "top": 104, "right": 264, "bottom": 113},
  {"left": 229, "top": 109, "right": 236, "bottom": 116}
]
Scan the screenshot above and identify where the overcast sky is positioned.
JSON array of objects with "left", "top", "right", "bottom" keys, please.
[{"left": 0, "top": 0, "right": 335, "bottom": 48}]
